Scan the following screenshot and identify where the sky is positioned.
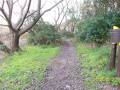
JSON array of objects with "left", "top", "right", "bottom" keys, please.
[
  {"left": 0, "top": 0, "right": 83, "bottom": 25},
  {"left": 42, "top": 0, "right": 83, "bottom": 24}
]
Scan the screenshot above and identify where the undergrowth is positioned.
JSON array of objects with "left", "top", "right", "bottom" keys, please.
[{"left": 77, "top": 43, "right": 120, "bottom": 89}]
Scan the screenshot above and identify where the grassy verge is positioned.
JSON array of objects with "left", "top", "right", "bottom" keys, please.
[
  {"left": 77, "top": 43, "right": 120, "bottom": 89},
  {"left": 0, "top": 45, "right": 59, "bottom": 90}
]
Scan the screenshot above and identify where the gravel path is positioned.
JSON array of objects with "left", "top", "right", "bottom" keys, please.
[{"left": 40, "top": 41, "right": 85, "bottom": 90}]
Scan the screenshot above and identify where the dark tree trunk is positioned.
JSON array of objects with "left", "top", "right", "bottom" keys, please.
[
  {"left": 117, "top": 45, "right": 120, "bottom": 77},
  {"left": 11, "top": 32, "right": 20, "bottom": 52},
  {"left": 109, "top": 43, "right": 117, "bottom": 70}
]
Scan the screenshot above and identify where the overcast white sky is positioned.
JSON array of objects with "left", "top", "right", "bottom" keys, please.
[
  {"left": 42, "top": 0, "right": 83, "bottom": 24},
  {"left": 0, "top": 0, "right": 83, "bottom": 24}
]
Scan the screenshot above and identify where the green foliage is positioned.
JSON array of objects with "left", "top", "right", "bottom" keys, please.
[
  {"left": 29, "top": 21, "right": 62, "bottom": 45},
  {"left": 104, "top": 11, "right": 120, "bottom": 27},
  {"left": 76, "top": 16, "right": 110, "bottom": 46},
  {"left": 76, "top": 8, "right": 120, "bottom": 46},
  {"left": 0, "top": 46, "right": 59, "bottom": 90},
  {"left": 62, "top": 31, "right": 75, "bottom": 38},
  {"left": 77, "top": 43, "right": 120, "bottom": 89}
]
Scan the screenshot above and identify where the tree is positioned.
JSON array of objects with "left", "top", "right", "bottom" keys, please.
[
  {"left": 53, "top": 0, "right": 70, "bottom": 31},
  {"left": 0, "top": 0, "right": 63, "bottom": 52}
]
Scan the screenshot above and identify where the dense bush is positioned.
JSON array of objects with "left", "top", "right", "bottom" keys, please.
[
  {"left": 29, "top": 21, "right": 62, "bottom": 45},
  {"left": 104, "top": 11, "right": 120, "bottom": 27},
  {"left": 76, "top": 11, "right": 120, "bottom": 46},
  {"left": 76, "top": 16, "right": 110, "bottom": 46},
  {"left": 62, "top": 31, "right": 75, "bottom": 38}
]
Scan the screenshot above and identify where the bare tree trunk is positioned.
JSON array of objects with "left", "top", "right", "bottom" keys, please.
[
  {"left": 0, "top": 0, "right": 63, "bottom": 53},
  {"left": 109, "top": 43, "right": 117, "bottom": 70},
  {"left": 11, "top": 32, "right": 20, "bottom": 52}
]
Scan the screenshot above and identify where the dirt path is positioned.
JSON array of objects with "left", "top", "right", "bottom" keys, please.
[{"left": 41, "top": 41, "right": 85, "bottom": 90}]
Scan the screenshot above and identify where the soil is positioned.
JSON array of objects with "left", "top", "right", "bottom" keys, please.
[{"left": 40, "top": 41, "right": 85, "bottom": 90}]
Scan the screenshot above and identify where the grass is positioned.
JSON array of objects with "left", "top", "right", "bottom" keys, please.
[
  {"left": 0, "top": 45, "right": 59, "bottom": 90},
  {"left": 77, "top": 43, "right": 120, "bottom": 89}
]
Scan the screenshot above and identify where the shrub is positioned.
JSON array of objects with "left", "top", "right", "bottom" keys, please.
[
  {"left": 62, "top": 31, "right": 75, "bottom": 38},
  {"left": 104, "top": 11, "right": 120, "bottom": 27},
  {"left": 76, "top": 16, "right": 110, "bottom": 46},
  {"left": 28, "top": 21, "right": 62, "bottom": 45}
]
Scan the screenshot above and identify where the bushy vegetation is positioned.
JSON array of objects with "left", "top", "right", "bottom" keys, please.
[
  {"left": 76, "top": 6, "right": 120, "bottom": 46},
  {"left": 104, "top": 11, "right": 120, "bottom": 27},
  {"left": 0, "top": 46, "right": 59, "bottom": 90},
  {"left": 29, "top": 21, "right": 62, "bottom": 45},
  {"left": 76, "top": 16, "right": 110, "bottom": 46},
  {"left": 77, "top": 43, "right": 120, "bottom": 89},
  {"left": 62, "top": 31, "right": 75, "bottom": 38}
]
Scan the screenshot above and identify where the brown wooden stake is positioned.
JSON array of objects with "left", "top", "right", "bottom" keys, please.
[
  {"left": 109, "top": 43, "right": 117, "bottom": 70},
  {"left": 117, "top": 44, "right": 120, "bottom": 77}
]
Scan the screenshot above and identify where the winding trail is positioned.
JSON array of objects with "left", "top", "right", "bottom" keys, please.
[{"left": 41, "top": 41, "right": 85, "bottom": 90}]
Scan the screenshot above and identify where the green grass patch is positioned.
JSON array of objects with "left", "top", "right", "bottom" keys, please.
[
  {"left": 0, "top": 45, "right": 59, "bottom": 90},
  {"left": 77, "top": 43, "right": 120, "bottom": 89}
]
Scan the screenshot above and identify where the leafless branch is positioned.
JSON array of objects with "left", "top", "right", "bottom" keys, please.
[
  {"left": 0, "top": 14, "right": 6, "bottom": 20},
  {"left": 54, "top": 0, "right": 70, "bottom": 30},
  {"left": 1, "top": 0, "right": 5, "bottom": 8},
  {"left": 6, "top": 0, "right": 13, "bottom": 21},
  {"left": 19, "top": 0, "right": 63, "bottom": 35},
  {"left": 41, "top": 0, "right": 64, "bottom": 16},
  {"left": 15, "top": 0, "right": 28, "bottom": 28},
  {"left": 0, "top": 7, "right": 16, "bottom": 32},
  {"left": 26, "top": 10, "right": 37, "bottom": 18},
  {"left": 16, "top": 0, "right": 32, "bottom": 30}
]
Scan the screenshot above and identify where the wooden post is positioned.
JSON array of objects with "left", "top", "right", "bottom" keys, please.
[
  {"left": 117, "top": 43, "right": 120, "bottom": 77},
  {"left": 109, "top": 26, "right": 119, "bottom": 70},
  {"left": 113, "top": 26, "right": 120, "bottom": 77},
  {"left": 109, "top": 43, "right": 117, "bottom": 70}
]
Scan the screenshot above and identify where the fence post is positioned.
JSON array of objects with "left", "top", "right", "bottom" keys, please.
[
  {"left": 117, "top": 43, "right": 120, "bottom": 76},
  {"left": 109, "top": 43, "right": 117, "bottom": 70}
]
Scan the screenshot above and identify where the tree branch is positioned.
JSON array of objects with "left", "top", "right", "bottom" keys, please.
[
  {"left": 0, "top": 14, "right": 6, "bottom": 20},
  {"left": 16, "top": 0, "right": 32, "bottom": 30},
  {"left": 15, "top": 0, "right": 27, "bottom": 28},
  {"left": 26, "top": 10, "right": 37, "bottom": 18},
  {"left": 0, "top": 0, "right": 16, "bottom": 32},
  {"left": 41, "top": 0, "right": 64, "bottom": 16},
  {"left": 6, "top": 0, "right": 13, "bottom": 21},
  {"left": 19, "top": 0, "right": 63, "bottom": 35},
  {"left": 0, "top": 8, "right": 16, "bottom": 32}
]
